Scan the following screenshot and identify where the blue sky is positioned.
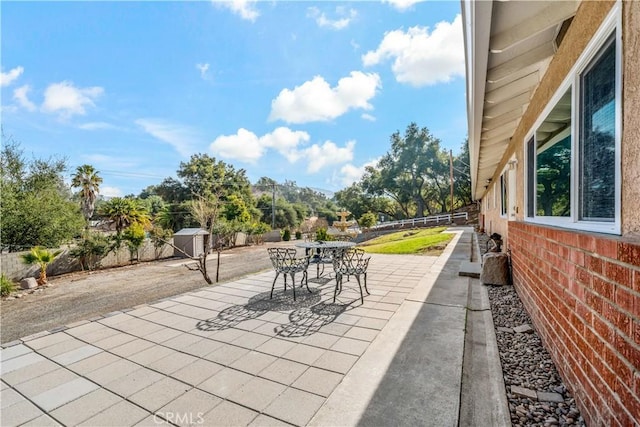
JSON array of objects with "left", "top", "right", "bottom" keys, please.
[{"left": 1, "top": 0, "right": 467, "bottom": 197}]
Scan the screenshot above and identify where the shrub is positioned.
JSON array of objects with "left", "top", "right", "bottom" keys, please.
[
  {"left": 1, "top": 274, "right": 16, "bottom": 297},
  {"left": 21, "top": 246, "right": 62, "bottom": 285},
  {"left": 70, "top": 232, "right": 111, "bottom": 270},
  {"left": 295, "top": 231, "right": 302, "bottom": 240},
  {"left": 359, "top": 212, "right": 377, "bottom": 230},
  {"left": 282, "top": 228, "right": 291, "bottom": 241},
  {"left": 315, "top": 228, "right": 329, "bottom": 241}
]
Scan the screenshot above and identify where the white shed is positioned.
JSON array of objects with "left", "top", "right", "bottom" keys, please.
[{"left": 173, "top": 228, "right": 210, "bottom": 258}]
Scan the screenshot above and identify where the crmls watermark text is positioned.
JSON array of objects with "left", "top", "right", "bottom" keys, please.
[{"left": 154, "top": 412, "right": 205, "bottom": 425}]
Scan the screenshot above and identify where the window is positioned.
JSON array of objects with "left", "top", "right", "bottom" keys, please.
[
  {"left": 525, "top": 7, "right": 620, "bottom": 234},
  {"left": 500, "top": 174, "right": 507, "bottom": 216},
  {"left": 579, "top": 35, "right": 616, "bottom": 222}
]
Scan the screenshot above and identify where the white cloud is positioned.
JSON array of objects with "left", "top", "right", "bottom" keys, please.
[
  {"left": 13, "top": 85, "right": 36, "bottom": 111},
  {"left": 362, "top": 14, "right": 464, "bottom": 87},
  {"left": 196, "top": 63, "right": 210, "bottom": 79},
  {"left": 303, "top": 140, "right": 355, "bottom": 173},
  {"left": 101, "top": 186, "right": 123, "bottom": 198},
  {"left": 361, "top": 113, "right": 376, "bottom": 122},
  {"left": 307, "top": 6, "right": 357, "bottom": 30},
  {"left": 338, "top": 158, "right": 379, "bottom": 186},
  {"left": 383, "top": 0, "right": 425, "bottom": 11},
  {"left": 214, "top": 0, "right": 259, "bottom": 22},
  {"left": 136, "top": 118, "right": 198, "bottom": 157},
  {"left": 78, "top": 122, "right": 117, "bottom": 131},
  {"left": 269, "top": 71, "right": 381, "bottom": 124},
  {"left": 210, "top": 128, "right": 265, "bottom": 163},
  {"left": 210, "top": 127, "right": 310, "bottom": 163},
  {"left": 210, "top": 126, "right": 352, "bottom": 173},
  {"left": 350, "top": 39, "right": 360, "bottom": 50},
  {"left": 41, "top": 81, "right": 104, "bottom": 118},
  {"left": 1, "top": 66, "right": 23, "bottom": 87}
]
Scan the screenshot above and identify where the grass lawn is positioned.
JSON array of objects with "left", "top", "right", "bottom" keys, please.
[{"left": 359, "top": 227, "right": 454, "bottom": 255}]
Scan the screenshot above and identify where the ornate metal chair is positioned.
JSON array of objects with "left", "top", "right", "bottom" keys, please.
[
  {"left": 332, "top": 247, "right": 370, "bottom": 304},
  {"left": 267, "top": 248, "right": 310, "bottom": 301}
]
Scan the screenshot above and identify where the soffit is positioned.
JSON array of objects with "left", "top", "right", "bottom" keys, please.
[{"left": 465, "top": 0, "right": 579, "bottom": 200}]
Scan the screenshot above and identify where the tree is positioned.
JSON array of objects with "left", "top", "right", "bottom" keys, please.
[
  {"left": 100, "top": 197, "right": 150, "bottom": 236},
  {"left": 1, "top": 136, "right": 84, "bottom": 251},
  {"left": 21, "top": 246, "right": 62, "bottom": 285},
  {"left": 178, "top": 154, "right": 252, "bottom": 201},
  {"left": 69, "top": 232, "right": 110, "bottom": 271},
  {"left": 71, "top": 164, "right": 103, "bottom": 223},
  {"left": 123, "top": 223, "right": 146, "bottom": 263},
  {"left": 359, "top": 212, "right": 377, "bottom": 230},
  {"left": 453, "top": 139, "right": 473, "bottom": 207}
]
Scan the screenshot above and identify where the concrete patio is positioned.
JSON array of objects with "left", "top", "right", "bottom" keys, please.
[{"left": 1, "top": 227, "right": 509, "bottom": 426}]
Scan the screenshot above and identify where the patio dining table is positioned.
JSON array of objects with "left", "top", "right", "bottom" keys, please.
[{"left": 295, "top": 240, "right": 356, "bottom": 279}]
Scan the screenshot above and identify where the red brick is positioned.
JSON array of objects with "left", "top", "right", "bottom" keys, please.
[
  {"left": 634, "top": 270, "right": 640, "bottom": 294},
  {"left": 634, "top": 320, "right": 640, "bottom": 346},
  {"left": 596, "top": 237, "right": 619, "bottom": 259},
  {"left": 618, "top": 241, "right": 640, "bottom": 268},
  {"left": 593, "top": 276, "right": 615, "bottom": 300},
  {"left": 576, "top": 266, "right": 593, "bottom": 287},
  {"left": 605, "top": 261, "right": 633, "bottom": 287},
  {"left": 614, "top": 335, "right": 640, "bottom": 368},
  {"left": 571, "top": 248, "right": 586, "bottom": 266},
  {"left": 615, "top": 379, "right": 640, "bottom": 422},
  {"left": 615, "top": 285, "right": 636, "bottom": 315},
  {"left": 593, "top": 314, "right": 615, "bottom": 344},
  {"left": 577, "top": 301, "right": 593, "bottom": 324},
  {"left": 586, "top": 290, "right": 604, "bottom": 312},
  {"left": 587, "top": 255, "right": 604, "bottom": 275},
  {"left": 579, "top": 233, "right": 597, "bottom": 252}
]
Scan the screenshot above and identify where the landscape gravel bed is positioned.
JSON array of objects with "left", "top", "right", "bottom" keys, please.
[{"left": 478, "top": 233, "right": 585, "bottom": 426}]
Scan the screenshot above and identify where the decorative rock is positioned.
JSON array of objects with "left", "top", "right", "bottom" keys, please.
[
  {"left": 538, "top": 391, "right": 565, "bottom": 403},
  {"left": 511, "top": 385, "right": 538, "bottom": 400},
  {"left": 20, "top": 277, "right": 38, "bottom": 290},
  {"left": 513, "top": 324, "right": 534, "bottom": 334},
  {"left": 480, "top": 252, "right": 510, "bottom": 285},
  {"left": 497, "top": 326, "right": 514, "bottom": 333}
]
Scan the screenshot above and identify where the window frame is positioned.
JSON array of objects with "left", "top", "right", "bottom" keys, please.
[{"left": 524, "top": 4, "right": 621, "bottom": 235}]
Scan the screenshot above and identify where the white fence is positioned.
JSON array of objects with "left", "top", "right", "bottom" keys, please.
[{"left": 370, "top": 212, "right": 468, "bottom": 230}]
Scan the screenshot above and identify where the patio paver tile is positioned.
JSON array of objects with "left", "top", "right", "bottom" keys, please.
[
  {"left": 104, "top": 367, "right": 164, "bottom": 398},
  {"left": 248, "top": 414, "right": 292, "bottom": 427},
  {"left": 330, "top": 337, "right": 370, "bottom": 356},
  {"left": 230, "top": 351, "right": 278, "bottom": 375},
  {"left": 231, "top": 331, "right": 272, "bottom": 349},
  {"left": 85, "top": 358, "right": 140, "bottom": 385},
  {"left": 1, "top": 344, "right": 32, "bottom": 361},
  {"left": 1, "top": 352, "right": 47, "bottom": 375},
  {"left": 110, "top": 339, "right": 156, "bottom": 358},
  {"left": 344, "top": 326, "right": 379, "bottom": 342},
  {"left": 201, "top": 400, "right": 258, "bottom": 427},
  {"left": 1, "top": 388, "right": 24, "bottom": 409},
  {"left": 78, "top": 400, "right": 149, "bottom": 426},
  {"left": 170, "top": 359, "right": 224, "bottom": 386},
  {"left": 14, "top": 368, "right": 78, "bottom": 398},
  {"left": 147, "top": 351, "right": 199, "bottom": 375},
  {"left": 197, "top": 367, "right": 253, "bottom": 398},
  {"left": 32, "top": 377, "right": 99, "bottom": 411},
  {"left": 312, "top": 350, "right": 358, "bottom": 374},
  {"left": 51, "top": 345, "right": 102, "bottom": 366},
  {"left": 354, "top": 317, "right": 388, "bottom": 330},
  {"left": 264, "top": 387, "right": 325, "bottom": 426},
  {"left": 300, "top": 332, "right": 340, "bottom": 349},
  {"left": 128, "top": 345, "right": 175, "bottom": 365},
  {"left": 67, "top": 351, "right": 121, "bottom": 375},
  {"left": 128, "top": 377, "right": 191, "bottom": 412},
  {"left": 258, "top": 358, "right": 307, "bottom": 385},
  {"left": 282, "top": 344, "right": 325, "bottom": 365},
  {"left": 158, "top": 388, "right": 222, "bottom": 427},
  {"left": 0, "top": 399, "right": 44, "bottom": 426},
  {"left": 22, "top": 332, "right": 69, "bottom": 350},
  {"left": 228, "top": 376, "right": 287, "bottom": 411},
  {"left": 182, "top": 338, "right": 224, "bottom": 357},
  {"left": 255, "top": 338, "right": 297, "bottom": 357},
  {"left": 203, "top": 343, "right": 249, "bottom": 365},
  {"left": 92, "top": 332, "right": 137, "bottom": 350},
  {"left": 143, "top": 327, "right": 183, "bottom": 344},
  {"left": 292, "top": 366, "right": 344, "bottom": 397},
  {"left": 20, "top": 413, "right": 61, "bottom": 426},
  {"left": 50, "top": 388, "right": 122, "bottom": 426},
  {"left": 1, "top": 359, "right": 60, "bottom": 386}
]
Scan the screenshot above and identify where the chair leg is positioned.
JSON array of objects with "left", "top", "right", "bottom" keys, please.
[
  {"left": 270, "top": 272, "right": 280, "bottom": 299},
  {"left": 301, "top": 270, "right": 311, "bottom": 293},
  {"left": 355, "top": 275, "right": 364, "bottom": 304},
  {"left": 291, "top": 273, "right": 296, "bottom": 301},
  {"left": 333, "top": 274, "right": 341, "bottom": 302},
  {"left": 363, "top": 272, "right": 370, "bottom": 295},
  {"left": 283, "top": 273, "right": 287, "bottom": 290}
]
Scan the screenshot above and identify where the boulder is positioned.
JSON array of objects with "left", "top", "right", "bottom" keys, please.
[
  {"left": 480, "top": 252, "right": 510, "bottom": 285},
  {"left": 20, "top": 277, "right": 38, "bottom": 290}
]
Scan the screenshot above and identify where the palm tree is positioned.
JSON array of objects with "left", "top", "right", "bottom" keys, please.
[
  {"left": 100, "top": 197, "right": 150, "bottom": 235},
  {"left": 21, "top": 246, "right": 62, "bottom": 285},
  {"left": 71, "top": 164, "right": 103, "bottom": 224}
]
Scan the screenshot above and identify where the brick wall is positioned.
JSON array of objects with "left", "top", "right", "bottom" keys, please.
[{"left": 509, "top": 222, "right": 640, "bottom": 425}]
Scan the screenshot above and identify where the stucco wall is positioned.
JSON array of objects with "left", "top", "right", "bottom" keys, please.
[{"left": 622, "top": 0, "right": 640, "bottom": 236}]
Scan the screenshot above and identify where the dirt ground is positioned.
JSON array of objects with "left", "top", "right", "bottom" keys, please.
[{"left": 1, "top": 242, "right": 293, "bottom": 344}]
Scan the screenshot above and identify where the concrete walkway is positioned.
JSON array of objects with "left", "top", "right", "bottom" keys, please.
[{"left": 1, "top": 227, "right": 509, "bottom": 426}]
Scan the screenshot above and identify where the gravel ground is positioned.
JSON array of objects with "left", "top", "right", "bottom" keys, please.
[
  {"left": 1, "top": 243, "right": 292, "bottom": 344},
  {"left": 478, "top": 233, "right": 585, "bottom": 426}
]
